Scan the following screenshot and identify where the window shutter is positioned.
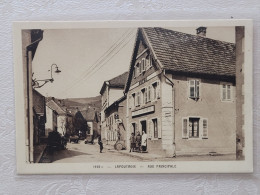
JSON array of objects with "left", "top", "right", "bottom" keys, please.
[
  {"left": 202, "top": 118, "right": 208, "bottom": 139},
  {"left": 148, "top": 120, "right": 152, "bottom": 139},
  {"left": 157, "top": 81, "right": 160, "bottom": 99},
  {"left": 196, "top": 80, "right": 200, "bottom": 98},
  {"left": 182, "top": 117, "right": 188, "bottom": 139},
  {"left": 189, "top": 80, "right": 195, "bottom": 98},
  {"left": 227, "top": 85, "right": 231, "bottom": 100},
  {"left": 148, "top": 86, "right": 151, "bottom": 102},
  {"left": 145, "top": 88, "right": 147, "bottom": 103},
  {"left": 222, "top": 84, "right": 226, "bottom": 100},
  {"left": 146, "top": 58, "right": 149, "bottom": 70},
  {"left": 158, "top": 118, "right": 162, "bottom": 139},
  {"left": 129, "top": 95, "right": 132, "bottom": 109}
]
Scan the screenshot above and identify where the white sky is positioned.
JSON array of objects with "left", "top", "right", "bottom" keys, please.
[{"left": 32, "top": 26, "right": 235, "bottom": 99}]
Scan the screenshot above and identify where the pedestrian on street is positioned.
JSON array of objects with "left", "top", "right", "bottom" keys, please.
[
  {"left": 129, "top": 133, "right": 136, "bottom": 153},
  {"left": 135, "top": 131, "right": 142, "bottom": 152},
  {"left": 98, "top": 135, "right": 103, "bottom": 153},
  {"left": 141, "top": 131, "right": 147, "bottom": 153}
]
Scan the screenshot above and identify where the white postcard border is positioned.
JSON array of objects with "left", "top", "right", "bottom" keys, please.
[{"left": 13, "top": 20, "right": 253, "bottom": 174}]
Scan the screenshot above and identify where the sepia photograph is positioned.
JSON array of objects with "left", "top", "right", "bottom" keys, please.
[{"left": 13, "top": 20, "right": 253, "bottom": 174}]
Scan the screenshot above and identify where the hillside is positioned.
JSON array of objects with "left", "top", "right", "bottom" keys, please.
[{"left": 60, "top": 95, "right": 101, "bottom": 111}]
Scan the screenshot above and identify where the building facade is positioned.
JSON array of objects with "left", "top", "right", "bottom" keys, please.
[
  {"left": 22, "top": 29, "right": 43, "bottom": 163},
  {"left": 45, "top": 99, "right": 66, "bottom": 136},
  {"left": 103, "top": 96, "right": 127, "bottom": 146},
  {"left": 235, "top": 26, "right": 245, "bottom": 159},
  {"left": 32, "top": 89, "right": 46, "bottom": 145},
  {"left": 100, "top": 72, "right": 128, "bottom": 141},
  {"left": 124, "top": 27, "right": 236, "bottom": 157}
]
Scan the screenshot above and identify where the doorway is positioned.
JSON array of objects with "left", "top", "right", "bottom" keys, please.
[
  {"left": 140, "top": 120, "right": 147, "bottom": 134},
  {"left": 132, "top": 123, "right": 136, "bottom": 135}
]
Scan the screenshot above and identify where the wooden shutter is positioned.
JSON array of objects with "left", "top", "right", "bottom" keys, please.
[
  {"left": 182, "top": 117, "right": 188, "bottom": 139},
  {"left": 196, "top": 80, "right": 200, "bottom": 98},
  {"left": 148, "top": 120, "right": 152, "bottom": 139},
  {"left": 202, "top": 118, "right": 208, "bottom": 139},
  {"left": 148, "top": 86, "right": 151, "bottom": 102},
  {"left": 227, "top": 85, "right": 231, "bottom": 100},
  {"left": 146, "top": 58, "right": 149, "bottom": 70},
  {"left": 222, "top": 84, "right": 226, "bottom": 100},
  {"left": 157, "top": 81, "right": 160, "bottom": 99},
  {"left": 158, "top": 118, "right": 162, "bottom": 139}
]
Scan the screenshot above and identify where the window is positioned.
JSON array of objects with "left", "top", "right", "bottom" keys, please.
[
  {"left": 136, "top": 63, "right": 140, "bottom": 76},
  {"left": 182, "top": 117, "right": 208, "bottom": 139},
  {"left": 141, "top": 58, "right": 146, "bottom": 72},
  {"left": 189, "top": 118, "right": 199, "bottom": 138},
  {"left": 147, "top": 86, "right": 151, "bottom": 102},
  {"left": 132, "top": 93, "right": 135, "bottom": 107},
  {"left": 137, "top": 91, "right": 141, "bottom": 106},
  {"left": 221, "top": 83, "right": 232, "bottom": 101},
  {"left": 141, "top": 88, "right": 147, "bottom": 104},
  {"left": 152, "top": 81, "right": 160, "bottom": 100},
  {"left": 189, "top": 79, "right": 200, "bottom": 99},
  {"left": 152, "top": 119, "right": 158, "bottom": 138},
  {"left": 146, "top": 55, "right": 152, "bottom": 69}
]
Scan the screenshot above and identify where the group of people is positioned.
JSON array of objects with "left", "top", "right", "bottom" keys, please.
[{"left": 129, "top": 131, "right": 147, "bottom": 153}]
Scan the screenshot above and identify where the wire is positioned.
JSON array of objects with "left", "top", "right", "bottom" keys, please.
[
  {"left": 56, "top": 29, "right": 135, "bottom": 97},
  {"left": 62, "top": 31, "right": 136, "bottom": 97},
  {"left": 58, "top": 29, "right": 136, "bottom": 97}
]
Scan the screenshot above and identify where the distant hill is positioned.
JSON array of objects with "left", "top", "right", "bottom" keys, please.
[{"left": 60, "top": 95, "right": 101, "bottom": 111}]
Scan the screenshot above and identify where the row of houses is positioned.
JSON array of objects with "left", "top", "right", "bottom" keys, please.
[
  {"left": 32, "top": 90, "right": 101, "bottom": 162},
  {"left": 100, "top": 27, "right": 244, "bottom": 158}
]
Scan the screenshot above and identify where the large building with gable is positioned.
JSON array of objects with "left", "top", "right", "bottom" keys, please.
[{"left": 124, "top": 27, "right": 237, "bottom": 158}]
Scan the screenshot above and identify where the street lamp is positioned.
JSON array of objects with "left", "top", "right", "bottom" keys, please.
[{"left": 32, "top": 63, "right": 61, "bottom": 88}]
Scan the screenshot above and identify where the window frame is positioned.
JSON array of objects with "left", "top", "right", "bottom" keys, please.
[
  {"left": 182, "top": 116, "right": 208, "bottom": 140},
  {"left": 188, "top": 78, "right": 201, "bottom": 100},
  {"left": 220, "top": 82, "right": 233, "bottom": 102}
]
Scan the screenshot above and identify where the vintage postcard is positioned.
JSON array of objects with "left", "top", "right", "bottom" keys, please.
[{"left": 13, "top": 20, "right": 253, "bottom": 174}]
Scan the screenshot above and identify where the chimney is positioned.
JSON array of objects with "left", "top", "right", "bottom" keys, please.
[{"left": 196, "top": 27, "right": 207, "bottom": 37}]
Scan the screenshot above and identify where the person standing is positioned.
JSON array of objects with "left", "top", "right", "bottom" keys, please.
[
  {"left": 141, "top": 131, "right": 147, "bottom": 153},
  {"left": 129, "top": 133, "right": 136, "bottom": 152},
  {"left": 135, "top": 131, "right": 142, "bottom": 152},
  {"left": 98, "top": 135, "right": 103, "bottom": 153}
]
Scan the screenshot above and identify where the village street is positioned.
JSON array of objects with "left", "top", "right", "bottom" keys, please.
[
  {"left": 39, "top": 140, "right": 236, "bottom": 163},
  {"left": 40, "top": 140, "right": 144, "bottom": 163}
]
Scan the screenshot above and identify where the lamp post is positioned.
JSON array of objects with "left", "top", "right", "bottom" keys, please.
[{"left": 32, "top": 63, "right": 61, "bottom": 88}]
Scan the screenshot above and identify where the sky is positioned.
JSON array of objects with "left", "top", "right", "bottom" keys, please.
[{"left": 32, "top": 26, "right": 235, "bottom": 99}]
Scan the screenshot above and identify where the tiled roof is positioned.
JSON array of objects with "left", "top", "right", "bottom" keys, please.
[
  {"left": 100, "top": 71, "right": 128, "bottom": 95},
  {"left": 142, "top": 27, "right": 236, "bottom": 77},
  {"left": 80, "top": 109, "right": 97, "bottom": 121},
  {"left": 33, "top": 89, "right": 45, "bottom": 114},
  {"left": 108, "top": 71, "right": 128, "bottom": 87},
  {"left": 46, "top": 100, "right": 66, "bottom": 115}
]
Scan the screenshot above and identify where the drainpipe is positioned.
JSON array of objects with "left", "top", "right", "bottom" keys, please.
[
  {"left": 26, "top": 34, "right": 43, "bottom": 163},
  {"left": 162, "top": 69, "right": 176, "bottom": 157}
]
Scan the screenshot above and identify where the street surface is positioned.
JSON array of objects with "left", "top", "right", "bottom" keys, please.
[
  {"left": 49, "top": 141, "right": 143, "bottom": 163},
  {"left": 39, "top": 140, "right": 236, "bottom": 163}
]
